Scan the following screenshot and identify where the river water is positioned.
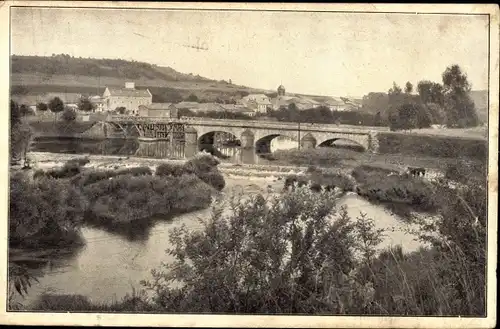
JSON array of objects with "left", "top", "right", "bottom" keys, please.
[{"left": 14, "top": 137, "right": 424, "bottom": 307}]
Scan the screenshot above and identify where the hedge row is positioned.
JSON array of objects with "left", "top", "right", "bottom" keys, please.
[{"left": 377, "top": 133, "right": 487, "bottom": 160}]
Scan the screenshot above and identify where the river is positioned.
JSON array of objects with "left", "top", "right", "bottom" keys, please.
[{"left": 13, "top": 136, "right": 424, "bottom": 307}]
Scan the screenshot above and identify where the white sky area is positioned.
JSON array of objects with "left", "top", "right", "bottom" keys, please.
[{"left": 10, "top": 7, "right": 489, "bottom": 97}]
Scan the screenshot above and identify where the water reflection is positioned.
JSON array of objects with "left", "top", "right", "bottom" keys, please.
[{"left": 31, "top": 137, "right": 272, "bottom": 165}]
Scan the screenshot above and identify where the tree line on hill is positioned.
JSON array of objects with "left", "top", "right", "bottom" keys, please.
[{"left": 11, "top": 54, "right": 213, "bottom": 82}]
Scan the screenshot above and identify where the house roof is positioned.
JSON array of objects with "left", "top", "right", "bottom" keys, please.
[
  {"left": 242, "top": 94, "right": 271, "bottom": 105},
  {"left": 324, "top": 97, "right": 345, "bottom": 106},
  {"left": 145, "top": 103, "right": 173, "bottom": 110},
  {"left": 106, "top": 87, "right": 151, "bottom": 98}
]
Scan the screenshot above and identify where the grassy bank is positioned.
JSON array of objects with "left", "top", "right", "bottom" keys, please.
[{"left": 377, "top": 132, "right": 487, "bottom": 161}]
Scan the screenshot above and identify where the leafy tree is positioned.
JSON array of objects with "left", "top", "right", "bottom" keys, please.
[
  {"left": 388, "top": 82, "right": 402, "bottom": 103},
  {"left": 10, "top": 100, "right": 21, "bottom": 126},
  {"left": 36, "top": 102, "right": 48, "bottom": 112},
  {"left": 442, "top": 65, "right": 479, "bottom": 128},
  {"left": 404, "top": 81, "right": 413, "bottom": 94},
  {"left": 186, "top": 94, "right": 199, "bottom": 102},
  {"left": 62, "top": 108, "right": 77, "bottom": 122},
  {"left": 48, "top": 97, "right": 65, "bottom": 113},
  {"left": 374, "top": 111, "right": 382, "bottom": 126},
  {"left": 361, "top": 92, "right": 390, "bottom": 116},
  {"left": 417, "top": 81, "right": 444, "bottom": 105},
  {"left": 78, "top": 97, "right": 95, "bottom": 112}
]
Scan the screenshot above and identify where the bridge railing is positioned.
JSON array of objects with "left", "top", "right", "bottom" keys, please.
[{"left": 106, "top": 115, "right": 388, "bottom": 132}]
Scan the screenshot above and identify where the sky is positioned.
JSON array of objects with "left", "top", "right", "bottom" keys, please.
[{"left": 10, "top": 7, "right": 490, "bottom": 97}]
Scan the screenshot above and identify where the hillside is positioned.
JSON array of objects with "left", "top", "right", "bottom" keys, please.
[{"left": 10, "top": 54, "right": 270, "bottom": 104}]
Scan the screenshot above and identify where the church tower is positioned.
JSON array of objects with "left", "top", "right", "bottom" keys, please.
[{"left": 277, "top": 84, "right": 286, "bottom": 96}]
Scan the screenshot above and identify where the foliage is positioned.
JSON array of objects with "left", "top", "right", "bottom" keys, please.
[
  {"left": 70, "top": 166, "right": 153, "bottom": 186},
  {"left": 33, "top": 158, "right": 87, "bottom": 180},
  {"left": 82, "top": 174, "right": 214, "bottom": 225},
  {"left": 142, "top": 187, "right": 379, "bottom": 313},
  {"left": 352, "top": 165, "right": 439, "bottom": 217},
  {"left": 404, "top": 82, "right": 413, "bottom": 94},
  {"left": 444, "top": 159, "right": 486, "bottom": 185},
  {"left": 155, "top": 162, "right": 190, "bottom": 177},
  {"left": 417, "top": 81, "right": 444, "bottom": 105},
  {"left": 186, "top": 93, "right": 199, "bottom": 102},
  {"left": 36, "top": 102, "right": 49, "bottom": 112},
  {"left": 62, "top": 108, "right": 77, "bottom": 122},
  {"left": 78, "top": 97, "right": 95, "bottom": 112},
  {"left": 266, "top": 106, "right": 383, "bottom": 126},
  {"left": 10, "top": 101, "right": 33, "bottom": 163},
  {"left": 48, "top": 96, "right": 65, "bottom": 113},
  {"left": 376, "top": 132, "right": 487, "bottom": 160},
  {"left": 9, "top": 172, "right": 88, "bottom": 249}
]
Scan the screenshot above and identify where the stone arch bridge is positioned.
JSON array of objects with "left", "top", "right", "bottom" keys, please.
[{"left": 102, "top": 116, "right": 382, "bottom": 153}]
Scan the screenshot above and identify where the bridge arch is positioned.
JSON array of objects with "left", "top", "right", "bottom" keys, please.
[
  {"left": 255, "top": 133, "right": 298, "bottom": 154},
  {"left": 316, "top": 133, "right": 370, "bottom": 152},
  {"left": 198, "top": 130, "right": 241, "bottom": 158},
  {"left": 318, "top": 137, "right": 366, "bottom": 152}
]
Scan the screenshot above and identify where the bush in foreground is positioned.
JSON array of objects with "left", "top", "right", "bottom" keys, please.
[{"left": 9, "top": 172, "right": 88, "bottom": 249}]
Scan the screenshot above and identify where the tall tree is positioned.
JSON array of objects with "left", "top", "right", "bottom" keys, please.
[
  {"left": 48, "top": 97, "right": 65, "bottom": 113},
  {"left": 442, "top": 65, "right": 478, "bottom": 127},
  {"left": 78, "top": 97, "right": 95, "bottom": 112},
  {"left": 405, "top": 82, "right": 413, "bottom": 94}
]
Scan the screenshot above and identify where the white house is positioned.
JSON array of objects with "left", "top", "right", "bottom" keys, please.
[{"left": 102, "top": 82, "right": 152, "bottom": 114}]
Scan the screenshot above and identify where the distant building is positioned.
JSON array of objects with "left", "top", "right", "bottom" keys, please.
[
  {"left": 102, "top": 82, "right": 152, "bottom": 114},
  {"left": 277, "top": 84, "right": 286, "bottom": 96},
  {"left": 238, "top": 94, "right": 271, "bottom": 114},
  {"left": 138, "top": 103, "right": 179, "bottom": 118},
  {"left": 324, "top": 97, "right": 347, "bottom": 111},
  {"left": 89, "top": 96, "right": 105, "bottom": 112}
]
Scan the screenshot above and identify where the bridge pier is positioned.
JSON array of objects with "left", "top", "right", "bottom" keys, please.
[
  {"left": 241, "top": 130, "right": 255, "bottom": 149},
  {"left": 300, "top": 133, "right": 317, "bottom": 150},
  {"left": 185, "top": 127, "right": 198, "bottom": 145}
]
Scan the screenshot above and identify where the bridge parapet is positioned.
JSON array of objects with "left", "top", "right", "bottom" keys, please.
[{"left": 106, "top": 115, "right": 387, "bottom": 134}]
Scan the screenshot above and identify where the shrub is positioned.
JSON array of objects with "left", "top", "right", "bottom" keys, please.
[
  {"left": 33, "top": 161, "right": 83, "bottom": 180},
  {"left": 142, "top": 187, "right": 375, "bottom": 313},
  {"left": 82, "top": 174, "right": 214, "bottom": 226},
  {"left": 71, "top": 166, "right": 153, "bottom": 186},
  {"left": 9, "top": 172, "right": 87, "bottom": 249},
  {"left": 155, "top": 163, "right": 190, "bottom": 177}
]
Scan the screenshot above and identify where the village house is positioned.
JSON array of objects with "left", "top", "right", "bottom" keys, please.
[
  {"left": 324, "top": 97, "right": 347, "bottom": 111},
  {"left": 89, "top": 96, "right": 105, "bottom": 112},
  {"left": 138, "top": 103, "right": 179, "bottom": 118},
  {"left": 238, "top": 94, "right": 271, "bottom": 114},
  {"left": 102, "top": 82, "right": 152, "bottom": 114}
]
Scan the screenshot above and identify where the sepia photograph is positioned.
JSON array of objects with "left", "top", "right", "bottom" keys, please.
[{"left": 1, "top": 1, "right": 498, "bottom": 328}]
